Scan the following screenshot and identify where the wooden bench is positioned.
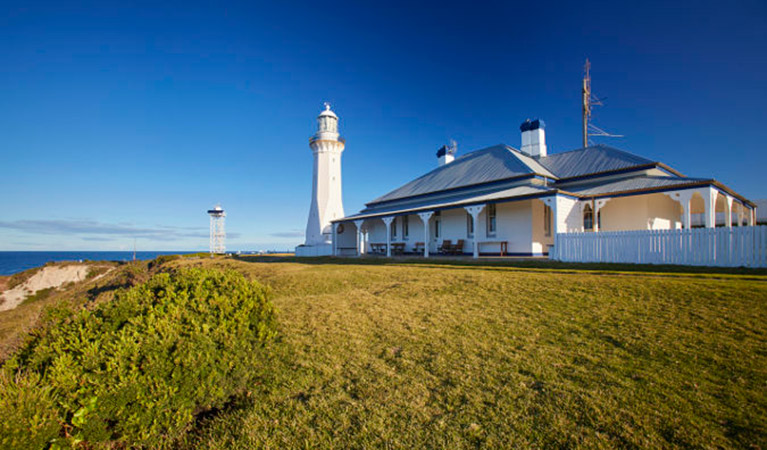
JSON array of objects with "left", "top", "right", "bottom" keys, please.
[
  {"left": 337, "top": 246, "right": 358, "bottom": 256},
  {"left": 370, "top": 243, "right": 406, "bottom": 255},
  {"left": 370, "top": 243, "right": 386, "bottom": 254},
  {"left": 478, "top": 241, "right": 508, "bottom": 256},
  {"left": 413, "top": 242, "right": 425, "bottom": 255},
  {"left": 450, "top": 239, "right": 465, "bottom": 255},
  {"left": 438, "top": 240, "right": 453, "bottom": 255}
]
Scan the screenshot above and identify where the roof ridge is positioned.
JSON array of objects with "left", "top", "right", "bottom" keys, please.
[
  {"left": 536, "top": 143, "right": 636, "bottom": 159},
  {"left": 366, "top": 144, "right": 537, "bottom": 205}
]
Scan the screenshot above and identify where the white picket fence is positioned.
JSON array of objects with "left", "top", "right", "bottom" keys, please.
[{"left": 550, "top": 226, "right": 767, "bottom": 268}]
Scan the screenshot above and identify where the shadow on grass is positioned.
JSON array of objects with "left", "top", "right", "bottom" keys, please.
[{"left": 232, "top": 255, "right": 767, "bottom": 279}]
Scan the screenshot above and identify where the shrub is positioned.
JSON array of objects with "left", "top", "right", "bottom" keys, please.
[
  {"left": 148, "top": 254, "right": 181, "bottom": 270},
  {"left": 19, "top": 287, "right": 55, "bottom": 306},
  {"left": 0, "top": 268, "right": 277, "bottom": 449},
  {"left": 114, "top": 260, "right": 150, "bottom": 287},
  {"left": 0, "top": 371, "right": 62, "bottom": 449},
  {"left": 85, "top": 265, "right": 110, "bottom": 280}
]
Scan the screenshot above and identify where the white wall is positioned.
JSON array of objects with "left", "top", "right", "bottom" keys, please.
[
  {"left": 599, "top": 193, "right": 682, "bottom": 231},
  {"left": 363, "top": 215, "right": 430, "bottom": 253},
  {"left": 494, "top": 201, "right": 533, "bottom": 254},
  {"left": 334, "top": 222, "right": 360, "bottom": 255},
  {"left": 366, "top": 219, "right": 386, "bottom": 251},
  {"left": 387, "top": 215, "right": 426, "bottom": 253},
  {"left": 351, "top": 201, "right": 542, "bottom": 256},
  {"left": 531, "top": 200, "right": 555, "bottom": 255},
  {"left": 757, "top": 199, "right": 766, "bottom": 224},
  {"left": 555, "top": 196, "right": 582, "bottom": 233},
  {"left": 435, "top": 208, "right": 472, "bottom": 254}
]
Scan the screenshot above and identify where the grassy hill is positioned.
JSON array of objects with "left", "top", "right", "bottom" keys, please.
[
  {"left": 173, "top": 256, "right": 766, "bottom": 449},
  {"left": 2, "top": 256, "right": 766, "bottom": 448}
]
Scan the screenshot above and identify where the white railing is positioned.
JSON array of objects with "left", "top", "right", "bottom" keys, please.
[{"left": 550, "top": 226, "right": 767, "bottom": 268}]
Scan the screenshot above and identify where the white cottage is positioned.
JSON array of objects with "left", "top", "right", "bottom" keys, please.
[{"left": 331, "top": 119, "right": 757, "bottom": 258}]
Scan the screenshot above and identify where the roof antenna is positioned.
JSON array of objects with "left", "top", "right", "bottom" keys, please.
[
  {"left": 448, "top": 139, "right": 457, "bottom": 156},
  {"left": 582, "top": 59, "right": 623, "bottom": 147}
]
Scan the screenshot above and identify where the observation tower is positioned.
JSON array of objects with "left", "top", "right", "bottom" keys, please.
[{"left": 207, "top": 204, "right": 226, "bottom": 254}]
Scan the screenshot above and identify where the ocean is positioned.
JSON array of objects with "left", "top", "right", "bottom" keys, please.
[{"left": 0, "top": 251, "right": 195, "bottom": 275}]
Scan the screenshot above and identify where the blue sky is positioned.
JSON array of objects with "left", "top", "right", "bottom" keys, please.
[{"left": 1, "top": 0, "right": 766, "bottom": 251}]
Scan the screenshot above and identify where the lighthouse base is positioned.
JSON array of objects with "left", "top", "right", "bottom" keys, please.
[{"left": 295, "top": 243, "right": 333, "bottom": 257}]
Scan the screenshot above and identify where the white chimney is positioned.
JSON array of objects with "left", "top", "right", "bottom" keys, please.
[
  {"left": 437, "top": 140, "right": 457, "bottom": 166},
  {"left": 520, "top": 119, "right": 547, "bottom": 157}
]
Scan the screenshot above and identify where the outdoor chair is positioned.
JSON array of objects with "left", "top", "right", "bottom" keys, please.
[
  {"left": 451, "top": 239, "right": 465, "bottom": 255},
  {"left": 438, "top": 240, "right": 452, "bottom": 255}
]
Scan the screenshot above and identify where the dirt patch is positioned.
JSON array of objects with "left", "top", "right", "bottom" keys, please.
[
  {"left": 0, "top": 276, "right": 8, "bottom": 307},
  {"left": 0, "top": 265, "right": 91, "bottom": 312}
]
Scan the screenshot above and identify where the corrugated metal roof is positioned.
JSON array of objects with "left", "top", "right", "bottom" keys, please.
[
  {"left": 508, "top": 147, "right": 556, "bottom": 178},
  {"left": 561, "top": 176, "right": 709, "bottom": 196},
  {"left": 536, "top": 145, "right": 655, "bottom": 179},
  {"left": 369, "top": 144, "right": 659, "bottom": 205},
  {"left": 344, "top": 184, "right": 554, "bottom": 221},
  {"left": 369, "top": 145, "right": 541, "bottom": 204}
]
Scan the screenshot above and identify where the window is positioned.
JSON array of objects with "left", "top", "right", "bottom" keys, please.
[
  {"left": 486, "top": 204, "right": 497, "bottom": 236},
  {"left": 544, "top": 204, "right": 552, "bottom": 237},
  {"left": 466, "top": 212, "right": 474, "bottom": 238},
  {"left": 583, "top": 204, "right": 594, "bottom": 231},
  {"left": 391, "top": 217, "right": 397, "bottom": 239},
  {"left": 403, "top": 216, "right": 409, "bottom": 238},
  {"left": 434, "top": 211, "right": 441, "bottom": 238}
]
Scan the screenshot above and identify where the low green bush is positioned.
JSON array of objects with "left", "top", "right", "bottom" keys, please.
[
  {"left": 0, "top": 268, "right": 277, "bottom": 449},
  {"left": 19, "top": 287, "right": 55, "bottom": 306},
  {"left": 147, "top": 254, "right": 181, "bottom": 270},
  {"left": 85, "top": 265, "right": 110, "bottom": 280}
]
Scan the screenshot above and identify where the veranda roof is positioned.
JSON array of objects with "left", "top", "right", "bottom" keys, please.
[
  {"left": 560, "top": 175, "right": 709, "bottom": 196},
  {"left": 341, "top": 184, "right": 555, "bottom": 222},
  {"left": 559, "top": 175, "right": 754, "bottom": 205}
]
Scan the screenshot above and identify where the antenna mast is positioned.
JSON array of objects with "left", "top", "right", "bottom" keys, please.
[
  {"left": 582, "top": 59, "right": 591, "bottom": 148},
  {"left": 581, "top": 59, "right": 622, "bottom": 147}
]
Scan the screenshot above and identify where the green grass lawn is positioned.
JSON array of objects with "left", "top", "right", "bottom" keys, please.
[{"left": 157, "top": 257, "right": 767, "bottom": 449}]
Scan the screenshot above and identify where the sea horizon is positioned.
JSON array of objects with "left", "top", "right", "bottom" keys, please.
[
  {"left": 0, "top": 250, "right": 298, "bottom": 275},
  {"left": 0, "top": 250, "right": 197, "bottom": 276}
]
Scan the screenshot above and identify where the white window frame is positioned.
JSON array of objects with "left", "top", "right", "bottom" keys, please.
[
  {"left": 466, "top": 212, "right": 474, "bottom": 238},
  {"left": 486, "top": 204, "right": 497, "bottom": 237},
  {"left": 391, "top": 217, "right": 397, "bottom": 239},
  {"left": 544, "top": 204, "right": 552, "bottom": 237},
  {"left": 583, "top": 204, "right": 594, "bottom": 231},
  {"left": 403, "top": 216, "right": 409, "bottom": 239}
]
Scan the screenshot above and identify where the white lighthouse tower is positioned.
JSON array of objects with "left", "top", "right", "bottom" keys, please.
[{"left": 296, "top": 103, "right": 345, "bottom": 257}]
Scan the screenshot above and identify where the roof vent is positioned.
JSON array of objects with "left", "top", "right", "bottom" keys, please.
[{"left": 520, "top": 119, "right": 547, "bottom": 157}]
